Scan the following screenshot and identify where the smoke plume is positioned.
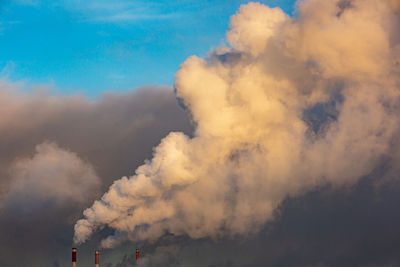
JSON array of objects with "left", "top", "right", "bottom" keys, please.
[
  {"left": 0, "top": 83, "right": 192, "bottom": 267},
  {"left": 74, "top": 0, "right": 400, "bottom": 249}
]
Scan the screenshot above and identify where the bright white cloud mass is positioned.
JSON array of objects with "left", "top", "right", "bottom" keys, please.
[{"left": 74, "top": 0, "right": 400, "bottom": 252}]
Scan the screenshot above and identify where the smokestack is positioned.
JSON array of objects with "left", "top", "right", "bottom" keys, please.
[
  {"left": 136, "top": 248, "right": 140, "bottom": 261},
  {"left": 72, "top": 248, "right": 77, "bottom": 267},
  {"left": 95, "top": 250, "right": 99, "bottom": 267}
]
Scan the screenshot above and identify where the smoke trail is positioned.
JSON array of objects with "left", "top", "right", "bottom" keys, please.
[
  {"left": 0, "top": 82, "right": 191, "bottom": 266},
  {"left": 74, "top": 0, "right": 400, "bottom": 247}
]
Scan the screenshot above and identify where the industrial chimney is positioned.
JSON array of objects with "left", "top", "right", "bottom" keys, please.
[
  {"left": 95, "top": 250, "right": 99, "bottom": 267},
  {"left": 72, "top": 248, "right": 77, "bottom": 267},
  {"left": 136, "top": 248, "right": 140, "bottom": 261}
]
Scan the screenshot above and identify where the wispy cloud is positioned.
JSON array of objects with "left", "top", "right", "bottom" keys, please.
[
  {"left": 84, "top": 12, "right": 180, "bottom": 23},
  {"left": 63, "top": 0, "right": 182, "bottom": 23},
  {"left": 13, "top": 0, "right": 40, "bottom": 6},
  {"left": 13, "top": 0, "right": 182, "bottom": 23},
  {"left": 0, "top": 61, "right": 16, "bottom": 77},
  {"left": 0, "top": 20, "right": 21, "bottom": 35}
]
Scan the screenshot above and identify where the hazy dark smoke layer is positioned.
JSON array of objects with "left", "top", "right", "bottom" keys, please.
[{"left": 0, "top": 84, "right": 192, "bottom": 267}]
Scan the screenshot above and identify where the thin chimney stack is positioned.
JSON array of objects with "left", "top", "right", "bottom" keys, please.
[
  {"left": 95, "top": 250, "right": 99, "bottom": 267},
  {"left": 72, "top": 248, "right": 77, "bottom": 267}
]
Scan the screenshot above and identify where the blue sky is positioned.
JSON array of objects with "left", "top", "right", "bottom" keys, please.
[{"left": 0, "top": 0, "right": 296, "bottom": 97}]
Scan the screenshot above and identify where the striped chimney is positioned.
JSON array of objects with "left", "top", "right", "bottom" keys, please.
[
  {"left": 95, "top": 250, "right": 99, "bottom": 267},
  {"left": 72, "top": 248, "right": 77, "bottom": 267}
]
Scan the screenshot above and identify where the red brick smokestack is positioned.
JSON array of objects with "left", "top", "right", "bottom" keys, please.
[
  {"left": 136, "top": 248, "right": 140, "bottom": 261},
  {"left": 95, "top": 250, "right": 99, "bottom": 267},
  {"left": 72, "top": 248, "right": 77, "bottom": 267}
]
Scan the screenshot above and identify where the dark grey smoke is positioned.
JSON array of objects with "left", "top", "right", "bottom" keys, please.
[
  {"left": 336, "top": 0, "right": 353, "bottom": 17},
  {"left": 0, "top": 84, "right": 193, "bottom": 267},
  {"left": 166, "top": 174, "right": 400, "bottom": 267}
]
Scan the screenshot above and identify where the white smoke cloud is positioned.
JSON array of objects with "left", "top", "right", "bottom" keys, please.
[
  {"left": 226, "top": 3, "right": 287, "bottom": 56},
  {"left": 74, "top": 0, "right": 400, "bottom": 247}
]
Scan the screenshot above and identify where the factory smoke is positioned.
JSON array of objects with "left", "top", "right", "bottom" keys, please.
[
  {"left": 74, "top": 0, "right": 400, "bottom": 249},
  {"left": 0, "top": 83, "right": 192, "bottom": 266}
]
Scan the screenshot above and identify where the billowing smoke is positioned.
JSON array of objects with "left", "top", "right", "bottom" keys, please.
[
  {"left": 0, "top": 82, "right": 192, "bottom": 266},
  {"left": 74, "top": 0, "right": 400, "bottom": 249}
]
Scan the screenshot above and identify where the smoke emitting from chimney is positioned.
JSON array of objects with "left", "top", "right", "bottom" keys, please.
[{"left": 73, "top": 0, "right": 400, "bottom": 253}]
